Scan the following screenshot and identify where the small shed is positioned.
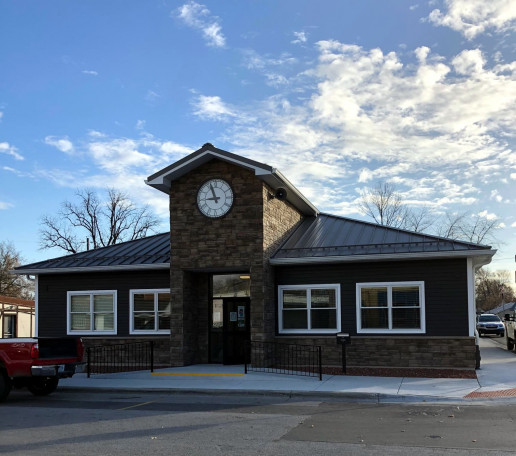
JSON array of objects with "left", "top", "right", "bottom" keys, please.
[{"left": 0, "top": 295, "right": 35, "bottom": 338}]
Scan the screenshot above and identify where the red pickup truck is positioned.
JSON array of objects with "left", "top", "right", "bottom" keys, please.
[{"left": 0, "top": 337, "right": 85, "bottom": 401}]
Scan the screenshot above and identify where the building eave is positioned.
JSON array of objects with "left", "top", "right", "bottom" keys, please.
[
  {"left": 269, "top": 249, "right": 497, "bottom": 265},
  {"left": 11, "top": 263, "right": 171, "bottom": 275}
]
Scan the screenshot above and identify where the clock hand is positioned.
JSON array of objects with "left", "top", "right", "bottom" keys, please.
[{"left": 209, "top": 184, "right": 220, "bottom": 203}]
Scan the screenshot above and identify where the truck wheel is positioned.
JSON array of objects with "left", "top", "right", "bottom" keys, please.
[
  {"left": 0, "top": 369, "right": 12, "bottom": 402},
  {"left": 507, "top": 336, "right": 514, "bottom": 351},
  {"left": 28, "top": 377, "right": 59, "bottom": 396}
]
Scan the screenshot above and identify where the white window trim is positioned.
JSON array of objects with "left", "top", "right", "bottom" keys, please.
[
  {"left": 278, "top": 284, "right": 341, "bottom": 334},
  {"left": 130, "top": 289, "right": 171, "bottom": 335},
  {"left": 67, "top": 290, "right": 117, "bottom": 335},
  {"left": 356, "top": 281, "right": 425, "bottom": 334}
]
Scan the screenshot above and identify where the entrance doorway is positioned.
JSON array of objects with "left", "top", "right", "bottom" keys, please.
[
  {"left": 209, "top": 274, "right": 250, "bottom": 364},
  {"left": 3, "top": 314, "right": 16, "bottom": 338}
]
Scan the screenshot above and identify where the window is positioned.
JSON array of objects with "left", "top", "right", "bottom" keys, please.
[
  {"left": 356, "top": 282, "right": 425, "bottom": 333},
  {"left": 130, "top": 289, "right": 171, "bottom": 334},
  {"left": 278, "top": 284, "right": 341, "bottom": 334},
  {"left": 67, "top": 291, "right": 116, "bottom": 335}
]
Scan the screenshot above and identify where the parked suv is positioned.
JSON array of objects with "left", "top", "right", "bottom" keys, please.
[{"left": 476, "top": 313, "right": 505, "bottom": 337}]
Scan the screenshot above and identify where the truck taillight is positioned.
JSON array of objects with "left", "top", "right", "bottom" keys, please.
[{"left": 31, "top": 343, "right": 39, "bottom": 359}]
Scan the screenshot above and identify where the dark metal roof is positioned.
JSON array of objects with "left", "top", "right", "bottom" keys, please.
[
  {"left": 15, "top": 232, "right": 170, "bottom": 273},
  {"left": 271, "top": 213, "right": 494, "bottom": 262},
  {"left": 15, "top": 214, "right": 496, "bottom": 274}
]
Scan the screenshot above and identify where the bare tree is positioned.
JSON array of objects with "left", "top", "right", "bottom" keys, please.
[
  {"left": 404, "top": 206, "right": 434, "bottom": 233},
  {"left": 360, "top": 181, "right": 499, "bottom": 245},
  {"left": 359, "top": 182, "right": 407, "bottom": 228},
  {"left": 40, "top": 188, "right": 160, "bottom": 254},
  {"left": 476, "top": 268, "right": 516, "bottom": 311},
  {"left": 436, "top": 212, "right": 499, "bottom": 245},
  {"left": 0, "top": 241, "right": 33, "bottom": 299}
]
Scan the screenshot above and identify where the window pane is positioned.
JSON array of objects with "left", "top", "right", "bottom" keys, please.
[
  {"left": 158, "top": 312, "right": 171, "bottom": 330},
  {"left": 94, "top": 295, "right": 114, "bottom": 312},
  {"left": 134, "top": 313, "right": 155, "bottom": 330},
  {"left": 282, "top": 290, "right": 307, "bottom": 309},
  {"left": 94, "top": 313, "right": 114, "bottom": 330},
  {"left": 158, "top": 293, "right": 170, "bottom": 311},
  {"left": 361, "top": 288, "right": 388, "bottom": 307},
  {"left": 133, "top": 293, "right": 154, "bottom": 312},
  {"left": 311, "top": 309, "right": 336, "bottom": 329},
  {"left": 213, "top": 274, "right": 250, "bottom": 297},
  {"left": 71, "top": 295, "right": 90, "bottom": 312},
  {"left": 392, "top": 287, "right": 420, "bottom": 307},
  {"left": 212, "top": 299, "right": 223, "bottom": 329},
  {"left": 361, "top": 308, "right": 388, "bottom": 329},
  {"left": 311, "top": 289, "right": 336, "bottom": 308},
  {"left": 392, "top": 308, "right": 421, "bottom": 329},
  {"left": 282, "top": 310, "right": 308, "bottom": 329},
  {"left": 71, "top": 313, "right": 90, "bottom": 330}
]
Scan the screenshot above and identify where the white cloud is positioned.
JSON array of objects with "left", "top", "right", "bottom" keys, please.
[
  {"left": 44, "top": 136, "right": 74, "bottom": 155},
  {"left": 192, "top": 95, "right": 236, "bottom": 120},
  {"left": 208, "top": 41, "right": 516, "bottom": 216},
  {"left": 82, "top": 70, "right": 98, "bottom": 76},
  {"left": 358, "top": 168, "right": 374, "bottom": 183},
  {"left": 0, "top": 142, "right": 24, "bottom": 160},
  {"left": 478, "top": 210, "right": 499, "bottom": 220},
  {"left": 88, "top": 139, "right": 153, "bottom": 172},
  {"left": 0, "top": 111, "right": 3, "bottom": 121},
  {"left": 451, "top": 49, "right": 486, "bottom": 76},
  {"left": 242, "top": 50, "right": 297, "bottom": 86},
  {"left": 0, "top": 201, "right": 13, "bottom": 210},
  {"left": 292, "top": 31, "right": 307, "bottom": 44},
  {"left": 428, "top": 0, "right": 516, "bottom": 39},
  {"left": 145, "top": 90, "right": 160, "bottom": 103},
  {"left": 88, "top": 130, "right": 106, "bottom": 138},
  {"left": 512, "top": 222, "right": 516, "bottom": 227},
  {"left": 176, "top": 1, "right": 226, "bottom": 48},
  {"left": 160, "top": 141, "right": 191, "bottom": 155}
]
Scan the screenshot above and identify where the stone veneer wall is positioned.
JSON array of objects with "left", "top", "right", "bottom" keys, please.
[
  {"left": 261, "top": 185, "right": 303, "bottom": 341},
  {"left": 275, "top": 336, "right": 476, "bottom": 370},
  {"left": 168, "top": 158, "right": 304, "bottom": 366}
]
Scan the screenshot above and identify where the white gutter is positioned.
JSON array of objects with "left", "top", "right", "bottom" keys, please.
[
  {"left": 270, "top": 249, "right": 497, "bottom": 265},
  {"left": 12, "top": 263, "right": 170, "bottom": 275}
]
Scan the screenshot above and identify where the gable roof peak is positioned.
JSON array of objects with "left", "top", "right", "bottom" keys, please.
[{"left": 146, "top": 144, "right": 318, "bottom": 216}]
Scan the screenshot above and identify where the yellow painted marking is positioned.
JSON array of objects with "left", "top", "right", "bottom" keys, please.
[
  {"left": 118, "top": 401, "right": 155, "bottom": 410},
  {"left": 151, "top": 372, "right": 244, "bottom": 377}
]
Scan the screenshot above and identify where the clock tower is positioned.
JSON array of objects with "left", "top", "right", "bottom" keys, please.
[{"left": 146, "top": 144, "right": 317, "bottom": 366}]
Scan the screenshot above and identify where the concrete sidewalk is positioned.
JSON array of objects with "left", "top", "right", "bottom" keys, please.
[{"left": 60, "top": 338, "right": 516, "bottom": 402}]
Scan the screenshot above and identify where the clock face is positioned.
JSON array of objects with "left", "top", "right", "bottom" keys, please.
[{"left": 197, "top": 179, "right": 234, "bottom": 218}]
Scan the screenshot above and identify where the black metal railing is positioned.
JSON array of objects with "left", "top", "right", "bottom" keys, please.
[
  {"left": 245, "top": 341, "right": 322, "bottom": 381},
  {"left": 87, "top": 341, "right": 154, "bottom": 377}
]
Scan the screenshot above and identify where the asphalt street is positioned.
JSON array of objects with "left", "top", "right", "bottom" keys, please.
[{"left": 1, "top": 390, "right": 516, "bottom": 455}]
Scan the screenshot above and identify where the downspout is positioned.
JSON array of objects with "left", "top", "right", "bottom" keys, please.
[
  {"left": 467, "top": 258, "right": 475, "bottom": 337},
  {"left": 34, "top": 275, "right": 38, "bottom": 337}
]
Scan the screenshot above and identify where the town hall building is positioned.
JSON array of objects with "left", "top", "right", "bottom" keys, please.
[{"left": 15, "top": 144, "right": 496, "bottom": 375}]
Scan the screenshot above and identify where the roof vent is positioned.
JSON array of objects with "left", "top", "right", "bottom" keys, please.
[{"left": 203, "top": 143, "right": 214, "bottom": 148}]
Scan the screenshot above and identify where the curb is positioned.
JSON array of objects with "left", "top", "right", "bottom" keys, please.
[{"left": 58, "top": 384, "right": 476, "bottom": 404}]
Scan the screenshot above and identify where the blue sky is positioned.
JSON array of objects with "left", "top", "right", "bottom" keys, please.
[{"left": 1, "top": 0, "right": 516, "bottom": 277}]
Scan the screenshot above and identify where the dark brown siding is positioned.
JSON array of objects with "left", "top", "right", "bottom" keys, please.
[
  {"left": 37, "top": 269, "right": 170, "bottom": 338},
  {"left": 275, "top": 258, "right": 469, "bottom": 337}
]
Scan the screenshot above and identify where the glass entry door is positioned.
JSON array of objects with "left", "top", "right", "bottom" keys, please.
[
  {"left": 222, "top": 298, "right": 250, "bottom": 365},
  {"left": 210, "top": 297, "right": 250, "bottom": 364}
]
